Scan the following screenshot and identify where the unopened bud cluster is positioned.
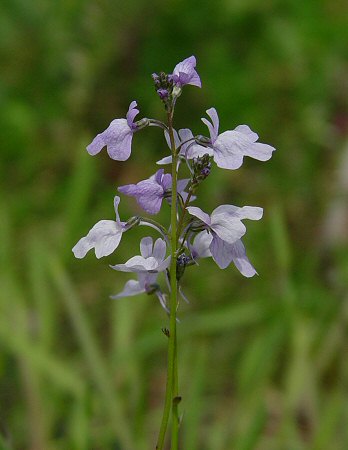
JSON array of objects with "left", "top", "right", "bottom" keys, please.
[
  {"left": 152, "top": 72, "right": 174, "bottom": 108},
  {"left": 192, "top": 153, "right": 212, "bottom": 185}
]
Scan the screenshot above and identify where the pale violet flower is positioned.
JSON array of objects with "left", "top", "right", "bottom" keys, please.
[
  {"left": 87, "top": 101, "right": 139, "bottom": 161},
  {"left": 187, "top": 230, "right": 256, "bottom": 276},
  {"left": 110, "top": 236, "right": 170, "bottom": 311},
  {"left": 110, "top": 236, "right": 170, "bottom": 274},
  {"left": 171, "top": 56, "right": 201, "bottom": 88},
  {"left": 186, "top": 204, "right": 263, "bottom": 270},
  {"left": 72, "top": 196, "right": 126, "bottom": 259},
  {"left": 157, "top": 128, "right": 208, "bottom": 165},
  {"left": 118, "top": 169, "right": 189, "bottom": 215},
  {"left": 200, "top": 108, "right": 276, "bottom": 170}
]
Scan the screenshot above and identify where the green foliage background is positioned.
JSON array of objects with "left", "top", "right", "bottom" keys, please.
[{"left": 1, "top": 0, "right": 348, "bottom": 449}]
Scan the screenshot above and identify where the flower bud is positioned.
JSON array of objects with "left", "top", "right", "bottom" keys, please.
[
  {"left": 176, "top": 253, "right": 191, "bottom": 280},
  {"left": 152, "top": 73, "right": 160, "bottom": 85},
  {"left": 157, "top": 88, "right": 169, "bottom": 100},
  {"left": 192, "top": 154, "right": 212, "bottom": 184},
  {"left": 201, "top": 166, "right": 211, "bottom": 178}
]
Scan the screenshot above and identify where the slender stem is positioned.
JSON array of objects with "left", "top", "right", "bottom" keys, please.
[
  {"left": 171, "top": 352, "right": 179, "bottom": 450},
  {"left": 177, "top": 222, "right": 194, "bottom": 255},
  {"left": 139, "top": 218, "right": 170, "bottom": 245},
  {"left": 175, "top": 137, "right": 196, "bottom": 154},
  {"left": 168, "top": 111, "right": 180, "bottom": 450},
  {"left": 156, "top": 111, "right": 180, "bottom": 450},
  {"left": 149, "top": 119, "right": 169, "bottom": 131}
]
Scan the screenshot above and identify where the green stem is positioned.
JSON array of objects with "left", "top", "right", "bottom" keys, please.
[
  {"left": 171, "top": 352, "right": 179, "bottom": 450},
  {"left": 156, "top": 111, "right": 180, "bottom": 450}
]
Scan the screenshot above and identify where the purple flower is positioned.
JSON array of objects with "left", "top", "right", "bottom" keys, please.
[
  {"left": 86, "top": 101, "right": 139, "bottom": 161},
  {"left": 186, "top": 204, "right": 263, "bottom": 272},
  {"left": 201, "top": 108, "right": 276, "bottom": 170},
  {"left": 110, "top": 236, "right": 170, "bottom": 274},
  {"left": 118, "top": 169, "right": 189, "bottom": 215},
  {"left": 157, "top": 128, "right": 208, "bottom": 165},
  {"left": 171, "top": 56, "right": 201, "bottom": 88},
  {"left": 72, "top": 196, "right": 126, "bottom": 259}
]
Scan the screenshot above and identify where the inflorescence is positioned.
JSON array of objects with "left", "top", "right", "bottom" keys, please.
[{"left": 72, "top": 55, "right": 276, "bottom": 313}]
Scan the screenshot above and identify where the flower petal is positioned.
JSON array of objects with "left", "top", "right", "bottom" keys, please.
[
  {"left": 186, "top": 142, "right": 214, "bottom": 159},
  {"left": 152, "top": 238, "right": 167, "bottom": 262},
  {"left": 72, "top": 236, "right": 94, "bottom": 259},
  {"left": 213, "top": 131, "right": 246, "bottom": 169},
  {"left": 177, "top": 178, "right": 189, "bottom": 194},
  {"left": 154, "top": 169, "right": 165, "bottom": 184},
  {"left": 212, "top": 205, "right": 263, "bottom": 221},
  {"left": 140, "top": 236, "right": 153, "bottom": 258},
  {"left": 155, "top": 256, "right": 171, "bottom": 272},
  {"left": 190, "top": 231, "right": 213, "bottom": 259},
  {"left": 211, "top": 217, "right": 246, "bottom": 244},
  {"left": 138, "top": 272, "right": 158, "bottom": 288},
  {"left": 213, "top": 127, "right": 275, "bottom": 169},
  {"left": 186, "top": 206, "right": 211, "bottom": 225},
  {"left": 119, "top": 178, "right": 164, "bottom": 215},
  {"left": 209, "top": 235, "right": 234, "bottom": 269},
  {"left": 72, "top": 220, "right": 123, "bottom": 259},
  {"left": 205, "top": 108, "right": 220, "bottom": 142},
  {"left": 172, "top": 56, "right": 201, "bottom": 88},
  {"left": 93, "top": 223, "right": 124, "bottom": 258},
  {"left": 86, "top": 134, "right": 105, "bottom": 156},
  {"left": 126, "top": 100, "right": 139, "bottom": 128},
  {"left": 118, "top": 183, "right": 138, "bottom": 196},
  {"left": 234, "top": 125, "right": 258, "bottom": 142},
  {"left": 164, "top": 128, "right": 180, "bottom": 150},
  {"left": 106, "top": 129, "right": 133, "bottom": 161},
  {"left": 244, "top": 142, "right": 276, "bottom": 162},
  {"left": 161, "top": 173, "right": 172, "bottom": 191},
  {"left": 110, "top": 279, "right": 145, "bottom": 299},
  {"left": 178, "top": 128, "right": 194, "bottom": 147},
  {"left": 230, "top": 239, "right": 257, "bottom": 277},
  {"left": 157, "top": 155, "right": 173, "bottom": 165},
  {"left": 87, "top": 118, "right": 133, "bottom": 161},
  {"left": 111, "top": 255, "right": 148, "bottom": 272}
]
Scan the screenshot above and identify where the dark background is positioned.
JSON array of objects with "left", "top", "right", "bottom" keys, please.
[{"left": 1, "top": 1, "right": 348, "bottom": 449}]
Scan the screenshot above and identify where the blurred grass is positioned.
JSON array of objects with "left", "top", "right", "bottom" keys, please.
[{"left": 1, "top": 0, "right": 348, "bottom": 449}]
